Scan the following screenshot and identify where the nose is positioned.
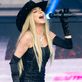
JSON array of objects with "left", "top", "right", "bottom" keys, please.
[{"left": 39, "top": 10, "right": 43, "bottom": 14}]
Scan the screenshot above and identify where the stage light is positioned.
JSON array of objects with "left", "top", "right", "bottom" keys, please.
[{"left": 46, "top": 0, "right": 59, "bottom": 19}]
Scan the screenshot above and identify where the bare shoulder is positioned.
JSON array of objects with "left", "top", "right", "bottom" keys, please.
[
  {"left": 25, "top": 30, "right": 33, "bottom": 41},
  {"left": 19, "top": 30, "right": 33, "bottom": 45},
  {"left": 49, "top": 31, "right": 56, "bottom": 39},
  {"left": 14, "top": 31, "right": 33, "bottom": 58}
]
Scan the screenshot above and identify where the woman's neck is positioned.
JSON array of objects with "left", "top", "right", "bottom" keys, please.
[{"left": 36, "top": 24, "right": 44, "bottom": 35}]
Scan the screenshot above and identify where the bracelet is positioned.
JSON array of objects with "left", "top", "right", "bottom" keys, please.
[{"left": 65, "top": 35, "right": 72, "bottom": 39}]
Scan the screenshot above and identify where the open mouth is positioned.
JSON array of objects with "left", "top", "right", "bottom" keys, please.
[{"left": 39, "top": 16, "right": 44, "bottom": 19}]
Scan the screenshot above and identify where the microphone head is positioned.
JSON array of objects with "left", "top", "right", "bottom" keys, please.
[{"left": 49, "top": 13, "right": 54, "bottom": 18}]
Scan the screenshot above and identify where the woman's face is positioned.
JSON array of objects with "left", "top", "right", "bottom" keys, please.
[{"left": 32, "top": 7, "right": 46, "bottom": 25}]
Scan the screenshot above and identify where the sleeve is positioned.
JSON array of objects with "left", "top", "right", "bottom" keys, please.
[
  {"left": 53, "top": 35, "right": 73, "bottom": 49},
  {"left": 9, "top": 55, "right": 20, "bottom": 82}
]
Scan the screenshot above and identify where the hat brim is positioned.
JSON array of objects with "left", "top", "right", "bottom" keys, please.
[{"left": 16, "top": 1, "right": 48, "bottom": 32}]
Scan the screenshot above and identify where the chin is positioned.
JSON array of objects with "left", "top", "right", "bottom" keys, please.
[
  {"left": 35, "top": 20, "right": 46, "bottom": 24},
  {"left": 39, "top": 20, "right": 46, "bottom": 24},
  {"left": 40, "top": 22, "right": 45, "bottom": 24}
]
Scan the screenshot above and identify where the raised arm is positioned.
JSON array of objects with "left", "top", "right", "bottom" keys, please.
[
  {"left": 53, "top": 35, "right": 73, "bottom": 49},
  {"left": 50, "top": 16, "right": 73, "bottom": 49}
]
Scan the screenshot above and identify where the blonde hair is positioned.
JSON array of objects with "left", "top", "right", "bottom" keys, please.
[{"left": 16, "top": 12, "right": 54, "bottom": 76}]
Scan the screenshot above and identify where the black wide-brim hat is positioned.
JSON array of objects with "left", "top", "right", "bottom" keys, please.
[{"left": 16, "top": 1, "right": 48, "bottom": 32}]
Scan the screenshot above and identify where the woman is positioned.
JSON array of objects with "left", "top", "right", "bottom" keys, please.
[{"left": 9, "top": 1, "right": 73, "bottom": 82}]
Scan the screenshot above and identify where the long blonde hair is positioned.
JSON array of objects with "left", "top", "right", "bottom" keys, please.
[{"left": 16, "top": 11, "right": 54, "bottom": 76}]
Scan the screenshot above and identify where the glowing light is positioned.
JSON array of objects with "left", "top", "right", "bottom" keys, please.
[{"left": 46, "top": 0, "right": 59, "bottom": 19}]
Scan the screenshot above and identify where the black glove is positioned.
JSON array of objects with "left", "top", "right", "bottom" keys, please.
[
  {"left": 53, "top": 36, "right": 73, "bottom": 49},
  {"left": 9, "top": 55, "right": 20, "bottom": 82},
  {"left": 60, "top": 16, "right": 72, "bottom": 38},
  {"left": 53, "top": 13, "right": 73, "bottom": 49}
]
